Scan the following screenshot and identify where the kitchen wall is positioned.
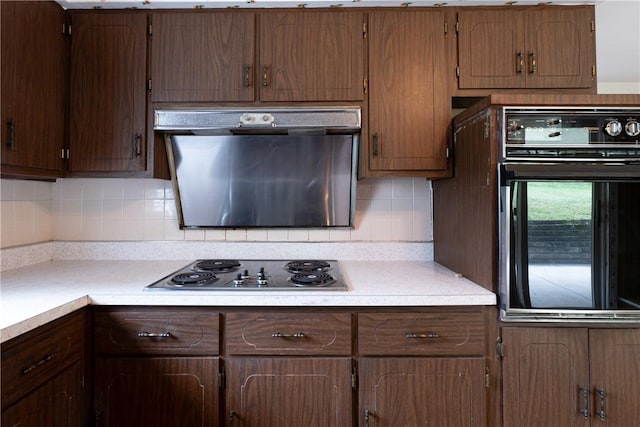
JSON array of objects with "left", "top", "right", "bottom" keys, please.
[{"left": 0, "top": 177, "right": 433, "bottom": 249}]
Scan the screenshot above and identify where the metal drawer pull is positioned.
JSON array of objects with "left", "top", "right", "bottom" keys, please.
[
  {"left": 22, "top": 352, "right": 58, "bottom": 375},
  {"left": 137, "top": 331, "right": 172, "bottom": 338},
  {"left": 272, "top": 332, "right": 305, "bottom": 338},
  {"left": 579, "top": 387, "right": 590, "bottom": 419},
  {"left": 529, "top": 50, "right": 537, "bottom": 74},
  {"left": 516, "top": 50, "right": 524, "bottom": 74},
  {"left": 596, "top": 388, "right": 607, "bottom": 421},
  {"left": 405, "top": 332, "right": 440, "bottom": 339}
]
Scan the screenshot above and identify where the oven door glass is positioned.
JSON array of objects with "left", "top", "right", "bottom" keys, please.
[{"left": 506, "top": 177, "right": 640, "bottom": 312}]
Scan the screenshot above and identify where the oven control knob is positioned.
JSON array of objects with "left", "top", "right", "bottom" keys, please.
[
  {"left": 625, "top": 119, "right": 640, "bottom": 137},
  {"left": 604, "top": 120, "right": 622, "bottom": 137}
]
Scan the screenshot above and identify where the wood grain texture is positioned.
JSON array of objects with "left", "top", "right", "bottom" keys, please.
[
  {"left": 367, "top": 9, "right": 449, "bottom": 173},
  {"left": 225, "top": 312, "right": 352, "bottom": 356}
]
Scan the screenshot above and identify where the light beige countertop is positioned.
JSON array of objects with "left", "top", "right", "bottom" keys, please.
[{"left": 1, "top": 259, "right": 496, "bottom": 343}]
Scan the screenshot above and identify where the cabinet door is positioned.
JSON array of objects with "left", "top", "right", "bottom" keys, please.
[
  {"left": 359, "top": 357, "right": 486, "bottom": 427},
  {"left": 0, "top": 1, "right": 65, "bottom": 178},
  {"left": 526, "top": 7, "right": 595, "bottom": 89},
  {"left": 367, "top": 10, "right": 449, "bottom": 173},
  {"left": 502, "top": 327, "right": 590, "bottom": 427},
  {"left": 226, "top": 357, "right": 352, "bottom": 427},
  {"left": 259, "top": 11, "right": 364, "bottom": 102},
  {"left": 150, "top": 12, "right": 255, "bottom": 102},
  {"left": 589, "top": 329, "right": 640, "bottom": 427},
  {"left": 69, "top": 13, "right": 147, "bottom": 174},
  {"left": 457, "top": 9, "right": 525, "bottom": 89},
  {"left": 1, "top": 362, "right": 84, "bottom": 427},
  {"left": 94, "top": 357, "right": 219, "bottom": 427}
]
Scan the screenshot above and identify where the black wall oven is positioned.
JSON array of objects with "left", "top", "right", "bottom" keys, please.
[{"left": 499, "top": 107, "right": 640, "bottom": 322}]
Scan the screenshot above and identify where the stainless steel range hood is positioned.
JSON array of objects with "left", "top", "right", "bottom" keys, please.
[{"left": 154, "top": 107, "right": 361, "bottom": 229}]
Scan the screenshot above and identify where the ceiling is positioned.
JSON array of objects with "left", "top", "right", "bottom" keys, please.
[{"left": 55, "top": 0, "right": 639, "bottom": 86}]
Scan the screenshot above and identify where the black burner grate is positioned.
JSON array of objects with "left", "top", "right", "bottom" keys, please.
[
  {"left": 290, "top": 273, "right": 334, "bottom": 287},
  {"left": 194, "top": 259, "right": 241, "bottom": 273},
  {"left": 285, "top": 260, "right": 331, "bottom": 274},
  {"left": 171, "top": 271, "right": 217, "bottom": 286}
]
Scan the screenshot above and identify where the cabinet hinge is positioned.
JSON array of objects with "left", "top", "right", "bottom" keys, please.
[
  {"left": 590, "top": 20, "right": 595, "bottom": 33},
  {"left": 351, "top": 367, "right": 358, "bottom": 390},
  {"left": 485, "top": 367, "right": 490, "bottom": 389},
  {"left": 444, "top": 22, "right": 448, "bottom": 37},
  {"left": 219, "top": 368, "right": 225, "bottom": 389},
  {"left": 363, "top": 76, "right": 368, "bottom": 94},
  {"left": 455, "top": 21, "right": 459, "bottom": 34},
  {"left": 455, "top": 66, "right": 460, "bottom": 79},
  {"left": 592, "top": 65, "right": 597, "bottom": 77},
  {"left": 147, "top": 79, "right": 152, "bottom": 92},
  {"left": 60, "top": 148, "right": 69, "bottom": 159},
  {"left": 148, "top": 23, "right": 153, "bottom": 36},
  {"left": 496, "top": 336, "right": 504, "bottom": 360},
  {"left": 362, "top": 21, "right": 367, "bottom": 39}
]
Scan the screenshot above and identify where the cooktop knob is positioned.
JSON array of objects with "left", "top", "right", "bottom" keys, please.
[
  {"left": 604, "top": 119, "right": 622, "bottom": 137},
  {"left": 625, "top": 119, "right": 640, "bottom": 137}
]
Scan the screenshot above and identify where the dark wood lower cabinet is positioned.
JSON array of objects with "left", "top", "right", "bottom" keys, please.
[
  {"left": 1, "top": 362, "right": 84, "bottom": 427},
  {"left": 225, "top": 357, "right": 353, "bottom": 427},
  {"left": 93, "top": 357, "right": 220, "bottom": 427},
  {"left": 502, "top": 327, "right": 640, "bottom": 427},
  {"left": 359, "top": 358, "right": 487, "bottom": 427}
]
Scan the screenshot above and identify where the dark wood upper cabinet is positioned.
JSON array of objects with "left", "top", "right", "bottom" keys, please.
[
  {"left": 69, "top": 12, "right": 148, "bottom": 175},
  {"left": 258, "top": 11, "right": 365, "bottom": 102},
  {"left": 150, "top": 12, "right": 255, "bottom": 102},
  {"left": 366, "top": 10, "right": 450, "bottom": 176},
  {"left": 1, "top": 1, "right": 66, "bottom": 179},
  {"left": 457, "top": 6, "right": 596, "bottom": 89}
]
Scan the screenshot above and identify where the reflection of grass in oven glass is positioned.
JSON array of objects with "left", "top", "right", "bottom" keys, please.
[{"left": 527, "top": 182, "right": 592, "bottom": 221}]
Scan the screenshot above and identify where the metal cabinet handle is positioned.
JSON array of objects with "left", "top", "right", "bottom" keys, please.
[
  {"left": 6, "top": 119, "right": 15, "bottom": 149},
  {"left": 364, "top": 409, "right": 370, "bottom": 427},
  {"left": 405, "top": 332, "right": 440, "bottom": 339},
  {"left": 579, "top": 387, "right": 590, "bottom": 420},
  {"left": 517, "top": 50, "right": 524, "bottom": 74},
  {"left": 262, "top": 65, "right": 270, "bottom": 87},
  {"left": 243, "top": 64, "right": 252, "bottom": 87},
  {"left": 596, "top": 388, "right": 607, "bottom": 421},
  {"left": 133, "top": 134, "right": 142, "bottom": 157},
  {"left": 22, "top": 352, "right": 58, "bottom": 375},
  {"left": 529, "top": 51, "right": 537, "bottom": 74},
  {"left": 272, "top": 332, "right": 305, "bottom": 338},
  {"left": 137, "top": 331, "right": 172, "bottom": 338},
  {"left": 372, "top": 133, "right": 379, "bottom": 156},
  {"left": 228, "top": 410, "right": 237, "bottom": 427}
]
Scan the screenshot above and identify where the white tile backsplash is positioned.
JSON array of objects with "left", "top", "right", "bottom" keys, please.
[{"left": 0, "top": 177, "right": 434, "bottom": 248}]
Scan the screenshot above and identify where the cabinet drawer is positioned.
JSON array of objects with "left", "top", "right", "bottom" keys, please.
[
  {"left": 358, "top": 312, "right": 486, "bottom": 356},
  {"left": 94, "top": 309, "right": 219, "bottom": 355},
  {"left": 225, "top": 312, "right": 352, "bottom": 355},
  {"left": 1, "top": 310, "right": 85, "bottom": 408}
]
